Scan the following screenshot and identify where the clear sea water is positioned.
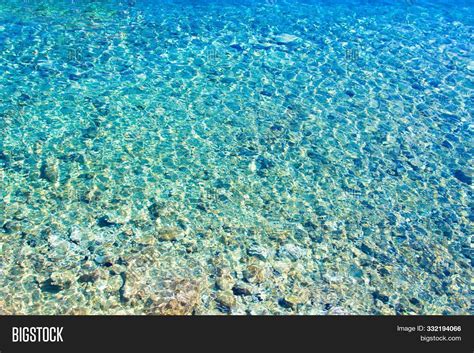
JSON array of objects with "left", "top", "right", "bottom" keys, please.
[{"left": 0, "top": 0, "right": 472, "bottom": 315}]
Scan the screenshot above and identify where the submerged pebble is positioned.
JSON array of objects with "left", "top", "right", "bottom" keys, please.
[
  {"left": 453, "top": 170, "right": 472, "bottom": 185},
  {"left": 216, "top": 291, "right": 237, "bottom": 310},
  {"left": 157, "top": 228, "right": 181, "bottom": 241},
  {"left": 274, "top": 34, "right": 300, "bottom": 45},
  {"left": 39, "top": 158, "right": 60, "bottom": 184}
]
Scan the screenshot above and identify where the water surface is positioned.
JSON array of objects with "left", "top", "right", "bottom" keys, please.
[{"left": 0, "top": 0, "right": 472, "bottom": 315}]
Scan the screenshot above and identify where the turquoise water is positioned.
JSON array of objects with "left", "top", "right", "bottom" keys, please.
[{"left": 0, "top": 0, "right": 472, "bottom": 315}]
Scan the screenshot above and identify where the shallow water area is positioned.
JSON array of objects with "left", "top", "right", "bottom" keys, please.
[{"left": 0, "top": 0, "right": 472, "bottom": 315}]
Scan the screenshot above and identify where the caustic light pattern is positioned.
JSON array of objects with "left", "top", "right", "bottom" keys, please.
[{"left": 0, "top": 0, "right": 472, "bottom": 315}]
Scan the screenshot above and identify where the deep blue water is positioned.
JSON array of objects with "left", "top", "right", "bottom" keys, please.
[{"left": 0, "top": 0, "right": 472, "bottom": 315}]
